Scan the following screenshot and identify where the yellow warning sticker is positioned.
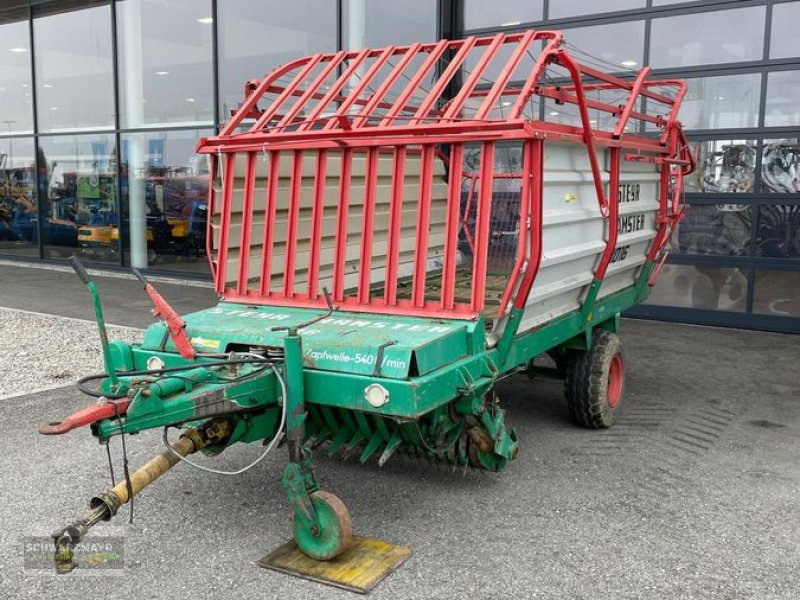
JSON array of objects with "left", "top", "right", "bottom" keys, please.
[{"left": 191, "top": 336, "right": 221, "bottom": 350}]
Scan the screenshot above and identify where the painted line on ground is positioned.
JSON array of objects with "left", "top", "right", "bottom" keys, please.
[
  {"left": 0, "top": 382, "right": 74, "bottom": 402},
  {"left": 0, "top": 306, "right": 145, "bottom": 332},
  {"left": 0, "top": 258, "right": 213, "bottom": 289}
]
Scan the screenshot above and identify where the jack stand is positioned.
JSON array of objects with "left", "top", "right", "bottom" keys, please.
[{"left": 260, "top": 329, "right": 412, "bottom": 592}]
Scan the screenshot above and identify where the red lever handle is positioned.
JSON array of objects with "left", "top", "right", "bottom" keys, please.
[
  {"left": 38, "top": 399, "right": 131, "bottom": 435},
  {"left": 143, "top": 283, "right": 196, "bottom": 360}
]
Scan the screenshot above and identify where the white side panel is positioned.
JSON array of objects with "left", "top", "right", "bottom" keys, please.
[{"left": 517, "top": 141, "right": 660, "bottom": 332}]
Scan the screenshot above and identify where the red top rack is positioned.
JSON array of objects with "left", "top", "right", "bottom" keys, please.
[{"left": 196, "top": 31, "right": 693, "bottom": 321}]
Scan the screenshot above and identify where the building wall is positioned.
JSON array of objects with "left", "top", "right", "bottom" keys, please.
[{"left": 0, "top": 0, "right": 798, "bottom": 332}]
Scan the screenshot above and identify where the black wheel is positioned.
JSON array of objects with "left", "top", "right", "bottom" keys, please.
[{"left": 564, "top": 330, "right": 625, "bottom": 428}]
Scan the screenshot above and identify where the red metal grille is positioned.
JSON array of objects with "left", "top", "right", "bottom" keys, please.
[{"left": 197, "top": 30, "right": 693, "bottom": 321}]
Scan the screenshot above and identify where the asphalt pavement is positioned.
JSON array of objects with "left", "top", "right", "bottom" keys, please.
[
  {"left": 1, "top": 317, "right": 798, "bottom": 599},
  {"left": 0, "top": 262, "right": 217, "bottom": 329}
]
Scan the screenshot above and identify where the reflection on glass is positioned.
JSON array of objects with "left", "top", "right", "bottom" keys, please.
[
  {"left": 38, "top": 134, "right": 117, "bottom": 263},
  {"left": 685, "top": 139, "right": 756, "bottom": 194},
  {"left": 770, "top": 2, "right": 800, "bottom": 60},
  {"left": 764, "top": 71, "right": 800, "bottom": 127},
  {"left": 343, "top": 0, "right": 436, "bottom": 48},
  {"left": 0, "top": 136, "right": 38, "bottom": 257},
  {"left": 646, "top": 264, "right": 748, "bottom": 312},
  {"left": 650, "top": 7, "right": 765, "bottom": 68},
  {"left": 762, "top": 139, "right": 800, "bottom": 193},
  {"left": 117, "top": 0, "right": 214, "bottom": 127},
  {"left": 562, "top": 21, "right": 644, "bottom": 70},
  {"left": 121, "top": 129, "right": 211, "bottom": 274},
  {"left": 0, "top": 9, "right": 34, "bottom": 134},
  {"left": 673, "top": 205, "right": 751, "bottom": 257},
  {"left": 463, "top": 0, "right": 542, "bottom": 30},
  {"left": 550, "top": 0, "right": 644, "bottom": 19},
  {"left": 679, "top": 73, "right": 761, "bottom": 131},
  {"left": 217, "top": 0, "right": 336, "bottom": 122},
  {"left": 33, "top": 4, "right": 115, "bottom": 132},
  {"left": 753, "top": 270, "right": 800, "bottom": 316},
  {"left": 755, "top": 205, "right": 800, "bottom": 260}
]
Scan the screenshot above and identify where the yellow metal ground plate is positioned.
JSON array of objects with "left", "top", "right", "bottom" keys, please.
[{"left": 258, "top": 535, "right": 412, "bottom": 594}]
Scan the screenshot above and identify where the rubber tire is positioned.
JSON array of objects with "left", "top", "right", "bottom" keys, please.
[
  {"left": 292, "top": 491, "right": 353, "bottom": 561},
  {"left": 564, "top": 330, "right": 624, "bottom": 429}
]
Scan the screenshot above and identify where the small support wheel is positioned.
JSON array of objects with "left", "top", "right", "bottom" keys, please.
[
  {"left": 564, "top": 330, "right": 625, "bottom": 429},
  {"left": 292, "top": 490, "right": 353, "bottom": 561}
]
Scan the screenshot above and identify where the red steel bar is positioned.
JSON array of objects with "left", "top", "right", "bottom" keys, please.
[
  {"left": 307, "top": 149, "right": 327, "bottom": 299},
  {"left": 461, "top": 174, "right": 478, "bottom": 254},
  {"left": 358, "top": 148, "right": 380, "bottom": 303},
  {"left": 352, "top": 43, "right": 423, "bottom": 128},
  {"left": 379, "top": 39, "right": 450, "bottom": 127},
  {"left": 198, "top": 119, "right": 669, "bottom": 154},
  {"left": 384, "top": 147, "right": 406, "bottom": 306},
  {"left": 218, "top": 291, "right": 478, "bottom": 320},
  {"left": 276, "top": 51, "right": 348, "bottom": 129},
  {"left": 324, "top": 46, "right": 396, "bottom": 130},
  {"left": 236, "top": 152, "right": 257, "bottom": 294},
  {"left": 470, "top": 142, "right": 495, "bottom": 312},
  {"left": 441, "top": 144, "right": 464, "bottom": 310},
  {"left": 613, "top": 67, "right": 651, "bottom": 137},
  {"left": 259, "top": 151, "right": 281, "bottom": 295},
  {"left": 657, "top": 80, "right": 688, "bottom": 145},
  {"left": 593, "top": 147, "right": 621, "bottom": 282},
  {"left": 205, "top": 153, "right": 218, "bottom": 281},
  {"left": 410, "top": 38, "right": 478, "bottom": 125},
  {"left": 537, "top": 86, "right": 665, "bottom": 126},
  {"left": 512, "top": 138, "right": 544, "bottom": 310},
  {"left": 215, "top": 152, "right": 236, "bottom": 294},
  {"left": 221, "top": 55, "right": 316, "bottom": 135},
  {"left": 298, "top": 49, "right": 371, "bottom": 132},
  {"left": 553, "top": 49, "right": 609, "bottom": 217},
  {"left": 249, "top": 54, "right": 325, "bottom": 132},
  {"left": 333, "top": 148, "right": 353, "bottom": 302},
  {"left": 443, "top": 34, "right": 506, "bottom": 121},
  {"left": 647, "top": 155, "right": 672, "bottom": 263},
  {"left": 474, "top": 30, "right": 535, "bottom": 120},
  {"left": 411, "top": 145, "right": 435, "bottom": 307},
  {"left": 283, "top": 150, "right": 304, "bottom": 297},
  {"left": 509, "top": 34, "right": 564, "bottom": 119}
]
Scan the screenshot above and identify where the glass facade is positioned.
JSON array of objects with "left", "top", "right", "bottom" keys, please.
[
  {"left": 1, "top": 0, "right": 798, "bottom": 332},
  {"left": 32, "top": 2, "right": 116, "bottom": 133},
  {"left": 0, "top": 135, "right": 37, "bottom": 257},
  {"left": 38, "top": 133, "right": 117, "bottom": 262},
  {"left": 116, "top": 0, "right": 214, "bottom": 128},
  {"left": 120, "top": 128, "right": 212, "bottom": 271},
  {"left": 649, "top": 6, "right": 766, "bottom": 69},
  {"left": 216, "top": 0, "right": 337, "bottom": 122},
  {"left": 0, "top": 8, "right": 34, "bottom": 134}
]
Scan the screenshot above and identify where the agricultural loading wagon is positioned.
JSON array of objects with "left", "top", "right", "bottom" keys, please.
[{"left": 40, "top": 30, "right": 694, "bottom": 589}]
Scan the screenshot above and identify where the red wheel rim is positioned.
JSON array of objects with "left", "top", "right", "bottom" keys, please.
[{"left": 607, "top": 353, "right": 624, "bottom": 409}]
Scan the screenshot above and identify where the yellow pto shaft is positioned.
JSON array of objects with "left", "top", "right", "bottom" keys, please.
[{"left": 52, "top": 420, "right": 229, "bottom": 573}]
